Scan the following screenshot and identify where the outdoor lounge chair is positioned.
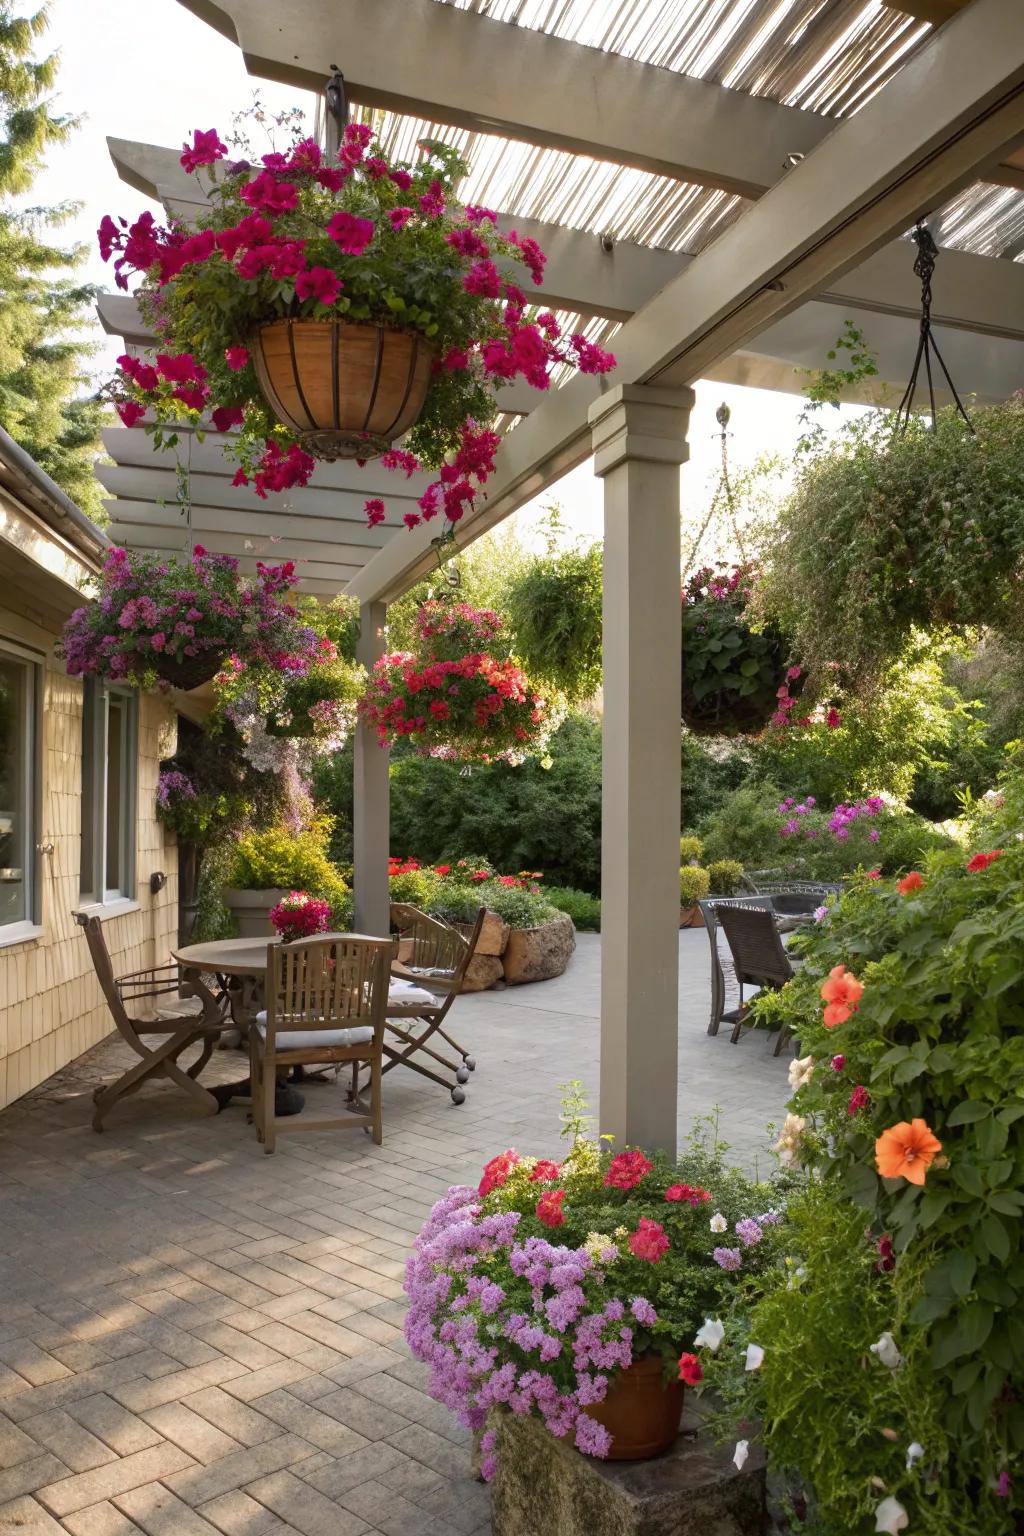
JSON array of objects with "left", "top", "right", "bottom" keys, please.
[
  {"left": 713, "top": 901, "right": 797, "bottom": 1054},
  {"left": 250, "top": 932, "right": 393, "bottom": 1154},
  {"left": 385, "top": 903, "right": 485, "bottom": 1105},
  {"left": 77, "top": 913, "right": 228, "bottom": 1130}
]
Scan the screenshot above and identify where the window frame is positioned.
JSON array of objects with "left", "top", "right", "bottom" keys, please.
[
  {"left": 0, "top": 637, "right": 43, "bottom": 945},
  {"left": 80, "top": 678, "right": 138, "bottom": 908}
]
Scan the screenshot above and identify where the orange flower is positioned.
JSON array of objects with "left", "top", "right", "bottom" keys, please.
[
  {"left": 875, "top": 1119, "right": 942, "bottom": 1185},
  {"left": 896, "top": 871, "right": 924, "bottom": 895},
  {"left": 820, "top": 964, "right": 863, "bottom": 1028}
]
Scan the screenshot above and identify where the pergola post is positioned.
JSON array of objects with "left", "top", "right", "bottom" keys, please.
[
  {"left": 353, "top": 599, "right": 390, "bottom": 934},
  {"left": 589, "top": 383, "right": 694, "bottom": 1157}
]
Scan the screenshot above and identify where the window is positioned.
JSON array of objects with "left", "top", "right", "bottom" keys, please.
[
  {"left": 80, "top": 680, "right": 138, "bottom": 905},
  {"left": 0, "top": 640, "right": 41, "bottom": 937}
]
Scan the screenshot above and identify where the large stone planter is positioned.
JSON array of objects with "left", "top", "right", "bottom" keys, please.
[
  {"left": 502, "top": 914, "right": 576, "bottom": 986},
  {"left": 457, "top": 909, "right": 510, "bottom": 957},
  {"left": 223, "top": 887, "right": 288, "bottom": 939},
  {"left": 490, "top": 1403, "right": 766, "bottom": 1536}
]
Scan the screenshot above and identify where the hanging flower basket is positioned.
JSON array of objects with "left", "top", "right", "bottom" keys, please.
[
  {"left": 100, "top": 123, "right": 616, "bottom": 528},
  {"left": 359, "top": 600, "right": 555, "bottom": 762},
  {"left": 250, "top": 319, "right": 434, "bottom": 461},
  {"left": 263, "top": 657, "right": 364, "bottom": 740},
  {"left": 681, "top": 564, "right": 800, "bottom": 736},
  {"left": 61, "top": 545, "right": 319, "bottom": 694}
]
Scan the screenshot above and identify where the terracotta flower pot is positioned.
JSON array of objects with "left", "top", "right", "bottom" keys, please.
[
  {"left": 250, "top": 319, "right": 434, "bottom": 461},
  {"left": 679, "top": 905, "right": 705, "bottom": 929},
  {"left": 584, "top": 1355, "right": 684, "bottom": 1460}
]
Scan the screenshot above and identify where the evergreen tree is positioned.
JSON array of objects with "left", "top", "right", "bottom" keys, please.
[{"left": 0, "top": 4, "right": 103, "bottom": 516}]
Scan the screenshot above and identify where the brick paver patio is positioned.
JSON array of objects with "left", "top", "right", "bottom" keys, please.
[{"left": 0, "top": 932, "right": 787, "bottom": 1536}]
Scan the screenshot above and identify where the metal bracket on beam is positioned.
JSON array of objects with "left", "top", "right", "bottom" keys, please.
[{"left": 325, "top": 66, "right": 349, "bottom": 160}]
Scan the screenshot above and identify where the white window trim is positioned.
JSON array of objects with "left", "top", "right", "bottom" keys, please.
[
  {"left": 0, "top": 636, "right": 43, "bottom": 938},
  {"left": 80, "top": 681, "right": 138, "bottom": 907}
]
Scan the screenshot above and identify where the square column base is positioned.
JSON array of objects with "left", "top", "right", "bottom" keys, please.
[{"left": 490, "top": 1404, "right": 766, "bottom": 1536}]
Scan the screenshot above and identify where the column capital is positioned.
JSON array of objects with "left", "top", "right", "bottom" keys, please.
[{"left": 588, "top": 382, "right": 695, "bottom": 478}]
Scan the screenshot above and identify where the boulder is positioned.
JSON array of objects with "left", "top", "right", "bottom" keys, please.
[
  {"left": 458, "top": 909, "right": 510, "bottom": 957},
  {"left": 502, "top": 914, "right": 576, "bottom": 985},
  {"left": 461, "top": 953, "right": 505, "bottom": 992}
]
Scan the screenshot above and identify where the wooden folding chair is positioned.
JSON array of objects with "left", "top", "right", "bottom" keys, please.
[
  {"left": 714, "top": 902, "right": 797, "bottom": 1054},
  {"left": 77, "top": 913, "right": 228, "bottom": 1131},
  {"left": 250, "top": 933, "right": 392, "bottom": 1154},
  {"left": 384, "top": 903, "right": 485, "bottom": 1105}
]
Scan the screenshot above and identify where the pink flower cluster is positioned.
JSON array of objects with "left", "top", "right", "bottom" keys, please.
[{"left": 268, "top": 891, "right": 333, "bottom": 943}]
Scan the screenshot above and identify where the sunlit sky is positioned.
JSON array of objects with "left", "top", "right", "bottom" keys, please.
[{"left": 32, "top": 0, "right": 865, "bottom": 555}]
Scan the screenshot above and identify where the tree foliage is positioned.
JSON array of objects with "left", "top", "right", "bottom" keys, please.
[{"left": 0, "top": 3, "right": 103, "bottom": 514}]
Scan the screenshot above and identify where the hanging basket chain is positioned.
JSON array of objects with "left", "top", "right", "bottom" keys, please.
[
  {"left": 682, "top": 402, "right": 748, "bottom": 571},
  {"left": 894, "top": 221, "right": 974, "bottom": 434}
]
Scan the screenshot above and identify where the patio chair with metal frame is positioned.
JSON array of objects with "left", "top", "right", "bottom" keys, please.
[
  {"left": 77, "top": 913, "right": 228, "bottom": 1131},
  {"left": 250, "top": 932, "right": 393, "bottom": 1154},
  {"left": 714, "top": 902, "right": 797, "bottom": 1054},
  {"left": 385, "top": 903, "right": 485, "bottom": 1105}
]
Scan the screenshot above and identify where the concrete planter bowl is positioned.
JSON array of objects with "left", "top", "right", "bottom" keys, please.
[{"left": 223, "top": 887, "right": 289, "bottom": 939}]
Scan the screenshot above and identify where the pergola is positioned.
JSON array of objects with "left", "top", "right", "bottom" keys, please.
[{"left": 103, "top": 0, "right": 1024, "bottom": 1153}]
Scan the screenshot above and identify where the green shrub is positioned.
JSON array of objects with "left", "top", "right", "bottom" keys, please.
[
  {"left": 226, "top": 818, "right": 350, "bottom": 923},
  {"left": 384, "top": 713, "right": 602, "bottom": 892},
  {"left": 706, "top": 858, "right": 744, "bottom": 895},
  {"left": 699, "top": 782, "right": 787, "bottom": 870},
  {"left": 544, "top": 886, "right": 601, "bottom": 931},
  {"left": 743, "top": 840, "right": 1024, "bottom": 1532},
  {"left": 681, "top": 730, "right": 751, "bottom": 830},
  {"left": 679, "top": 834, "right": 703, "bottom": 864},
  {"left": 388, "top": 867, "right": 442, "bottom": 908},
  {"left": 678, "top": 865, "right": 711, "bottom": 906},
  {"left": 430, "top": 879, "right": 557, "bottom": 929}
]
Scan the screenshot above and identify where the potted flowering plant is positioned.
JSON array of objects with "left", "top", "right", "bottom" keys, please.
[
  {"left": 100, "top": 124, "right": 616, "bottom": 530},
  {"left": 359, "top": 599, "right": 556, "bottom": 762},
  {"left": 404, "top": 1103, "right": 785, "bottom": 1472},
  {"left": 681, "top": 564, "right": 800, "bottom": 737},
  {"left": 269, "top": 890, "right": 333, "bottom": 944},
  {"left": 62, "top": 545, "right": 321, "bottom": 692}
]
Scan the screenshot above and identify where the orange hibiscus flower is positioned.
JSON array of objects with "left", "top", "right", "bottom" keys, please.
[
  {"left": 820, "top": 964, "right": 863, "bottom": 1028},
  {"left": 896, "top": 871, "right": 924, "bottom": 896},
  {"left": 875, "top": 1119, "right": 942, "bottom": 1185}
]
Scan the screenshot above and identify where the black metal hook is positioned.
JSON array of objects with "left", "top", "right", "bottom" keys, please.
[{"left": 894, "top": 220, "right": 973, "bottom": 434}]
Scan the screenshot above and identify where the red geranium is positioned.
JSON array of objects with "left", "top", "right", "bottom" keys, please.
[
  {"left": 536, "top": 1189, "right": 566, "bottom": 1228},
  {"left": 603, "top": 1150, "right": 654, "bottom": 1191},
  {"left": 966, "top": 849, "right": 1002, "bottom": 872},
  {"left": 678, "top": 1352, "right": 704, "bottom": 1386},
  {"left": 479, "top": 1150, "right": 519, "bottom": 1197},
  {"left": 627, "top": 1218, "right": 670, "bottom": 1263}
]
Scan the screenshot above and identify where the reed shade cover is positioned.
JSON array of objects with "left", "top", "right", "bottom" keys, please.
[{"left": 250, "top": 319, "right": 434, "bottom": 461}]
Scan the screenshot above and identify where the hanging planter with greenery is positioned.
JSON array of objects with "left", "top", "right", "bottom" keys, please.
[
  {"left": 681, "top": 564, "right": 800, "bottom": 736},
  {"left": 757, "top": 397, "right": 1024, "bottom": 691},
  {"left": 61, "top": 545, "right": 322, "bottom": 692},
  {"left": 359, "top": 599, "right": 556, "bottom": 762},
  {"left": 99, "top": 123, "right": 616, "bottom": 531},
  {"left": 504, "top": 537, "right": 603, "bottom": 703}
]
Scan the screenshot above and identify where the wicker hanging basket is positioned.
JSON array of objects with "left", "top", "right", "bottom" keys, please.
[
  {"left": 250, "top": 319, "right": 434, "bottom": 462},
  {"left": 153, "top": 650, "right": 227, "bottom": 691}
]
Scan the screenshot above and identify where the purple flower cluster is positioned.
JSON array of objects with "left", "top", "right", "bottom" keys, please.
[
  {"left": 734, "top": 1218, "right": 763, "bottom": 1248},
  {"left": 405, "top": 1188, "right": 642, "bottom": 1475},
  {"left": 777, "top": 794, "right": 885, "bottom": 847},
  {"left": 61, "top": 545, "right": 321, "bottom": 688},
  {"left": 713, "top": 1247, "right": 743, "bottom": 1271},
  {"left": 156, "top": 769, "right": 196, "bottom": 808}
]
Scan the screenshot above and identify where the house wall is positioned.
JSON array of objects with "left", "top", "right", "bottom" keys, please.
[{"left": 0, "top": 543, "right": 179, "bottom": 1111}]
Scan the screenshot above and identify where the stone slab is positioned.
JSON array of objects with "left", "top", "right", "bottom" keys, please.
[
  {"left": 502, "top": 915, "right": 576, "bottom": 986},
  {"left": 490, "top": 1408, "right": 766, "bottom": 1536}
]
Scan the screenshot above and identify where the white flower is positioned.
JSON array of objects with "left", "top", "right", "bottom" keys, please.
[
  {"left": 732, "top": 1439, "right": 749, "bottom": 1471},
  {"left": 874, "top": 1496, "right": 909, "bottom": 1533},
  {"left": 906, "top": 1442, "right": 924, "bottom": 1473},
  {"left": 870, "top": 1332, "right": 903, "bottom": 1371},
  {"left": 773, "top": 1113, "right": 806, "bottom": 1169},
  {"left": 710, "top": 1212, "right": 728, "bottom": 1233},
  {"left": 744, "top": 1343, "right": 764, "bottom": 1372},
  {"left": 694, "top": 1318, "right": 725, "bottom": 1353},
  {"left": 788, "top": 1055, "right": 815, "bottom": 1092}
]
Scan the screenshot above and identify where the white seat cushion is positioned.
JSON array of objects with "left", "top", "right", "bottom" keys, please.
[
  {"left": 254, "top": 1014, "right": 373, "bottom": 1051},
  {"left": 406, "top": 966, "right": 455, "bottom": 979},
  {"left": 387, "top": 979, "right": 438, "bottom": 1008}
]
